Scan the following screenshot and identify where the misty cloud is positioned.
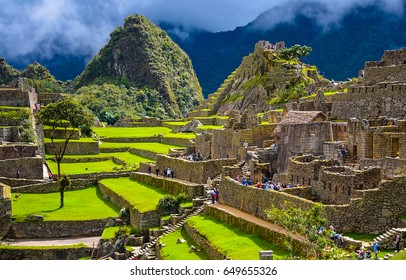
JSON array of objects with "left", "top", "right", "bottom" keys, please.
[{"left": 0, "top": 0, "right": 403, "bottom": 61}]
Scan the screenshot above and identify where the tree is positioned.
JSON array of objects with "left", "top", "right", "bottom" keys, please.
[
  {"left": 279, "top": 44, "right": 312, "bottom": 62},
  {"left": 37, "top": 99, "right": 94, "bottom": 208},
  {"left": 266, "top": 202, "right": 353, "bottom": 259}
]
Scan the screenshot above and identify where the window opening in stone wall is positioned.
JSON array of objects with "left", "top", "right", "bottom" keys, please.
[
  {"left": 348, "top": 187, "right": 351, "bottom": 195},
  {"left": 308, "top": 178, "right": 311, "bottom": 185},
  {"left": 335, "top": 186, "right": 338, "bottom": 193},
  {"left": 329, "top": 183, "right": 332, "bottom": 191},
  {"left": 391, "top": 138, "right": 400, "bottom": 157}
]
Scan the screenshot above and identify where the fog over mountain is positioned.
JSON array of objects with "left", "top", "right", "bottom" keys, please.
[{"left": 0, "top": 0, "right": 404, "bottom": 83}]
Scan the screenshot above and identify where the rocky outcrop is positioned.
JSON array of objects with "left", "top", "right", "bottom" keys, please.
[{"left": 180, "top": 120, "right": 202, "bottom": 132}]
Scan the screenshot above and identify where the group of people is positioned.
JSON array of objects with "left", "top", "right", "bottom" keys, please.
[
  {"left": 208, "top": 187, "right": 219, "bottom": 204},
  {"left": 234, "top": 174, "right": 296, "bottom": 191},
  {"left": 152, "top": 167, "right": 175, "bottom": 178},
  {"left": 178, "top": 152, "right": 204, "bottom": 162}
]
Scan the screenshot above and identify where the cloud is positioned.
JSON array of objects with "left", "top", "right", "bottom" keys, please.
[{"left": 0, "top": 0, "right": 403, "bottom": 61}]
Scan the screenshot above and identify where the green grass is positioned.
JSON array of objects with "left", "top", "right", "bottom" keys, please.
[
  {"left": 93, "top": 126, "right": 195, "bottom": 139},
  {"left": 399, "top": 213, "right": 406, "bottom": 221},
  {"left": 99, "top": 177, "right": 168, "bottom": 212},
  {"left": 160, "top": 227, "right": 209, "bottom": 260},
  {"left": 100, "top": 142, "right": 182, "bottom": 154},
  {"left": 179, "top": 202, "right": 193, "bottom": 208},
  {"left": 343, "top": 233, "right": 378, "bottom": 242},
  {"left": 55, "top": 152, "right": 154, "bottom": 166},
  {"left": 11, "top": 186, "right": 120, "bottom": 222},
  {"left": 44, "top": 137, "right": 96, "bottom": 143},
  {"left": 101, "top": 226, "right": 139, "bottom": 240},
  {"left": 186, "top": 215, "right": 291, "bottom": 260},
  {"left": 195, "top": 125, "right": 223, "bottom": 131},
  {"left": 389, "top": 250, "right": 406, "bottom": 260},
  {"left": 163, "top": 121, "right": 188, "bottom": 126},
  {"left": 46, "top": 159, "right": 124, "bottom": 175}
]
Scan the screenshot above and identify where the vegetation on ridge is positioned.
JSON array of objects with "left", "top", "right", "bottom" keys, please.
[{"left": 75, "top": 14, "right": 203, "bottom": 121}]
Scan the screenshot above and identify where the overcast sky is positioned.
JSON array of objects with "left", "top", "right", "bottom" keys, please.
[{"left": 0, "top": 0, "right": 404, "bottom": 60}]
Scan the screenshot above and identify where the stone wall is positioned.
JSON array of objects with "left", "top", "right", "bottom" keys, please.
[
  {"left": 330, "top": 85, "right": 406, "bottom": 120},
  {"left": 287, "top": 155, "right": 338, "bottom": 186},
  {"left": 43, "top": 128, "right": 80, "bottom": 140},
  {"left": 130, "top": 172, "right": 205, "bottom": 198},
  {"left": 128, "top": 148, "right": 157, "bottom": 161},
  {"left": 314, "top": 166, "right": 381, "bottom": 205},
  {"left": 364, "top": 65, "right": 406, "bottom": 83},
  {"left": 0, "top": 157, "right": 43, "bottom": 179},
  {"left": 277, "top": 122, "right": 334, "bottom": 173},
  {"left": 184, "top": 222, "right": 226, "bottom": 260},
  {"left": 155, "top": 155, "right": 237, "bottom": 184},
  {"left": 11, "top": 179, "right": 96, "bottom": 193},
  {"left": 0, "top": 198, "right": 11, "bottom": 239},
  {"left": 219, "top": 175, "right": 406, "bottom": 233},
  {"left": 37, "top": 93, "right": 63, "bottom": 106},
  {"left": 0, "top": 126, "right": 19, "bottom": 142},
  {"left": 0, "top": 144, "right": 38, "bottom": 160},
  {"left": 101, "top": 136, "right": 190, "bottom": 147},
  {"left": 98, "top": 180, "right": 160, "bottom": 229},
  {"left": 0, "top": 88, "right": 31, "bottom": 107},
  {"left": 323, "top": 141, "right": 345, "bottom": 163},
  {"left": 45, "top": 141, "right": 99, "bottom": 155},
  {"left": 0, "top": 247, "right": 91, "bottom": 260},
  {"left": 0, "top": 177, "right": 43, "bottom": 187},
  {"left": 11, "top": 219, "right": 108, "bottom": 239},
  {"left": 219, "top": 176, "right": 314, "bottom": 221},
  {"left": 205, "top": 205, "right": 308, "bottom": 257}
]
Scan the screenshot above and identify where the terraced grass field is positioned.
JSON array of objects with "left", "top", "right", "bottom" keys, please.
[
  {"left": 93, "top": 127, "right": 195, "bottom": 139},
  {"left": 49, "top": 152, "right": 154, "bottom": 166},
  {"left": 47, "top": 159, "right": 123, "bottom": 175},
  {"left": 160, "top": 227, "right": 209, "bottom": 260},
  {"left": 99, "top": 142, "right": 182, "bottom": 154},
  {"left": 99, "top": 177, "right": 167, "bottom": 212},
  {"left": 186, "top": 215, "right": 291, "bottom": 260},
  {"left": 11, "top": 186, "right": 120, "bottom": 222}
]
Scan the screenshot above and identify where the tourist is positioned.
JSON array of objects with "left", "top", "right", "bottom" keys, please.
[
  {"left": 373, "top": 242, "right": 380, "bottom": 260},
  {"left": 247, "top": 178, "right": 252, "bottom": 186},
  {"left": 256, "top": 181, "right": 262, "bottom": 188},
  {"left": 166, "top": 168, "right": 171, "bottom": 178},
  {"left": 171, "top": 169, "right": 174, "bottom": 179},
  {"left": 243, "top": 140, "right": 248, "bottom": 148},
  {"left": 214, "top": 188, "right": 219, "bottom": 203},
  {"left": 209, "top": 188, "right": 215, "bottom": 204},
  {"left": 16, "top": 169, "right": 20, "bottom": 179},
  {"left": 241, "top": 177, "right": 246, "bottom": 186},
  {"left": 394, "top": 235, "right": 402, "bottom": 253},
  {"left": 48, "top": 171, "right": 53, "bottom": 181},
  {"left": 235, "top": 174, "right": 240, "bottom": 181},
  {"left": 148, "top": 165, "right": 152, "bottom": 175},
  {"left": 155, "top": 168, "right": 160, "bottom": 176}
]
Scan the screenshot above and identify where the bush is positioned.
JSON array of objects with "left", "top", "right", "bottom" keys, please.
[{"left": 156, "top": 195, "right": 180, "bottom": 215}]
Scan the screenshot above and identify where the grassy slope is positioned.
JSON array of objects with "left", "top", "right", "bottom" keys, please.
[
  {"left": 11, "top": 186, "right": 119, "bottom": 222},
  {"left": 46, "top": 159, "right": 123, "bottom": 175},
  {"left": 160, "top": 227, "right": 209, "bottom": 260},
  {"left": 99, "top": 177, "right": 167, "bottom": 212},
  {"left": 186, "top": 215, "right": 290, "bottom": 260},
  {"left": 99, "top": 142, "right": 182, "bottom": 153},
  {"left": 93, "top": 127, "right": 195, "bottom": 139}
]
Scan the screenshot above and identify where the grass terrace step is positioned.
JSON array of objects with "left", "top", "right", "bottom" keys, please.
[{"left": 11, "top": 186, "right": 120, "bottom": 222}]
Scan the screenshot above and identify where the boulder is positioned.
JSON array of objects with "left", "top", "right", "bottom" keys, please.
[
  {"left": 25, "top": 215, "right": 44, "bottom": 222},
  {"left": 180, "top": 120, "right": 203, "bottom": 132}
]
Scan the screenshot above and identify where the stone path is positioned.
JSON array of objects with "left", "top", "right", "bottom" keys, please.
[
  {"left": 1, "top": 236, "right": 100, "bottom": 247},
  {"left": 209, "top": 203, "right": 306, "bottom": 242}
]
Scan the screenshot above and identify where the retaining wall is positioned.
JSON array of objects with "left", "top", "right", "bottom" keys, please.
[{"left": 130, "top": 172, "right": 205, "bottom": 198}]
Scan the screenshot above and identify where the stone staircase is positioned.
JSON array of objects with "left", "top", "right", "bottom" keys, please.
[
  {"left": 128, "top": 204, "right": 206, "bottom": 260},
  {"left": 187, "top": 71, "right": 236, "bottom": 118},
  {"left": 366, "top": 228, "right": 406, "bottom": 250}
]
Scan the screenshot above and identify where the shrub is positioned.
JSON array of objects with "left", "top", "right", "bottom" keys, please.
[{"left": 156, "top": 195, "right": 179, "bottom": 215}]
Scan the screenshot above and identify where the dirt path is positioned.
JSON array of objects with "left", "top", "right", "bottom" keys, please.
[
  {"left": 209, "top": 203, "right": 306, "bottom": 242},
  {"left": 1, "top": 236, "right": 100, "bottom": 247}
]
